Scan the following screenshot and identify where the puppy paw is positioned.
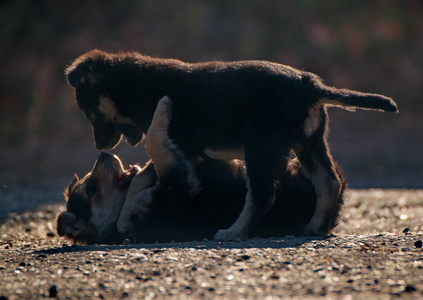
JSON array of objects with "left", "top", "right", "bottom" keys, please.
[
  {"left": 151, "top": 96, "right": 173, "bottom": 129},
  {"left": 56, "top": 211, "right": 77, "bottom": 236},
  {"left": 117, "top": 208, "right": 133, "bottom": 234},
  {"left": 135, "top": 189, "right": 154, "bottom": 214},
  {"left": 214, "top": 229, "right": 247, "bottom": 242},
  {"left": 157, "top": 95, "right": 173, "bottom": 115},
  {"left": 303, "top": 220, "right": 326, "bottom": 236},
  {"left": 118, "top": 189, "right": 154, "bottom": 233}
]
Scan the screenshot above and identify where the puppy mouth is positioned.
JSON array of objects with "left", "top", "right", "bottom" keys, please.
[{"left": 111, "top": 158, "right": 139, "bottom": 186}]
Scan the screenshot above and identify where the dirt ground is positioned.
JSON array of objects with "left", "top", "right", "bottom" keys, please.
[{"left": 1, "top": 188, "right": 423, "bottom": 299}]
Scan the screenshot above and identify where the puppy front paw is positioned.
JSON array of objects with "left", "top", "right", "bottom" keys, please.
[
  {"left": 214, "top": 229, "right": 247, "bottom": 242},
  {"left": 150, "top": 96, "right": 173, "bottom": 129},
  {"left": 56, "top": 211, "right": 77, "bottom": 236},
  {"left": 157, "top": 95, "right": 173, "bottom": 118}
]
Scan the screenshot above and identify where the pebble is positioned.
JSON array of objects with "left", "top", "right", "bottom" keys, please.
[
  {"left": 404, "top": 284, "right": 417, "bottom": 292},
  {"left": 48, "top": 285, "right": 58, "bottom": 298}
]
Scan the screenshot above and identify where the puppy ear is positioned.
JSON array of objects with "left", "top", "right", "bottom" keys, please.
[
  {"left": 65, "top": 50, "right": 108, "bottom": 87},
  {"left": 65, "top": 59, "right": 95, "bottom": 87},
  {"left": 64, "top": 173, "right": 79, "bottom": 200},
  {"left": 65, "top": 63, "right": 83, "bottom": 87}
]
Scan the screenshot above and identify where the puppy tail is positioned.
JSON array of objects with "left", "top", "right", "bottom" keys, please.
[{"left": 319, "top": 86, "right": 398, "bottom": 113}]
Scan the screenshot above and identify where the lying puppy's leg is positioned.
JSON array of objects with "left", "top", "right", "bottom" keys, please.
[
  {"left": 295, "top": 108, "right": 341, "bottom": 235},
  {"left": 117, "top": 162, "right": 157, "bottom": 233},
  {"left": 145, "top": 96, "right": 200, "bottom": 195}
]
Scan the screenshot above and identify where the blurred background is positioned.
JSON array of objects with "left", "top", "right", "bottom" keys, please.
[{"left": 0, "top": 0, "right": 422, "bottom": 190}]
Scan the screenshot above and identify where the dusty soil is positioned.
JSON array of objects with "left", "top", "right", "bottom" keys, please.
[{"left": 1, "top": 189, "right": 423, "bottom": 299}]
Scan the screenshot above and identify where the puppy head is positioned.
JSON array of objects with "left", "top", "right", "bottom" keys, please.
[
  {"left": 65, "top": 50, "right": 143, "bottom": 150},
  {"left": 57, "top": 152, "right": 140, "bottom": 244}
]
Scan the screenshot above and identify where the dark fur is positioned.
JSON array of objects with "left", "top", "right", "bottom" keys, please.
[
  {"left": 57, "top": 153, "right": 347, "bottom": 244},
  {"left": 65, "top": 50, "right": 396, "bottom": 238}
]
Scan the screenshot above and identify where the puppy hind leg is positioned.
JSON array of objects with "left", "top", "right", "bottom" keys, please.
[
  {"left": 296, "top": 115, "right": 341, "bottom": 235},
  {"left": 302, "top": 158, "right": 341, "bottom": 235}
]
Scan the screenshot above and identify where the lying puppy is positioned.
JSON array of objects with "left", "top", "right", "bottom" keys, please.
[
  {"left": 65, "top": 50, "right": 397, "bottom": 239},
  {"left": 57, "top": 152, "right": 347, "bottom": 244}
]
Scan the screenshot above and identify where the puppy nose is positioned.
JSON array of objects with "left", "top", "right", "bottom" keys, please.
[{"left": 98, "top": 152, "right": 108, "bottom": 163}]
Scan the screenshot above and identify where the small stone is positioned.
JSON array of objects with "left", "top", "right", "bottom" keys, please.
[
  {"left": 48, "top": 285, "right": 58, "bottom": 298},
  {"left": 405, "top": 284, "right": 417, "bottom": 292},
  {"left": 402, "top": 228, "right": 409, "bottom": 234},
  {"left": 414, "top": 240, "right": 422, "bottom": 248},
  {"left": 98, "top": 283, "right": 106, "bottom": 289}
]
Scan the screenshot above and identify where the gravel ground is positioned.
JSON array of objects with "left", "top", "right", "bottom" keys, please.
[{"left": 1, "top": 189, "right": 423, "bottom": 299}]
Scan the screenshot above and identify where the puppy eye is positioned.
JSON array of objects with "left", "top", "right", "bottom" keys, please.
[{"left": 87, "top": 186, "right": 96, "bottom": 198}]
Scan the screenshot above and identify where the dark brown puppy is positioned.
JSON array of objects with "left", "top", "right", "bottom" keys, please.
[
  {"left": 65, "top": 50, "right": 397, "bottom": 240},
  {"left": 57, "top": 153, "right": 347, "bottom": 244}
]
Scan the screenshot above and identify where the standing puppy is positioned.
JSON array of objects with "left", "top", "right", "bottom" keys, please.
[{"left": 66, "top": 50, "right": 397, "bottom": 240}]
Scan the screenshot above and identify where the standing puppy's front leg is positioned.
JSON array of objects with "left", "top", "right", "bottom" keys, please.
[
  {"left": 145, "top": 96, "right": 201, "bottom": 196},
  {"left": 118, "top": 96, "right": 200, "bottom": 234}
]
